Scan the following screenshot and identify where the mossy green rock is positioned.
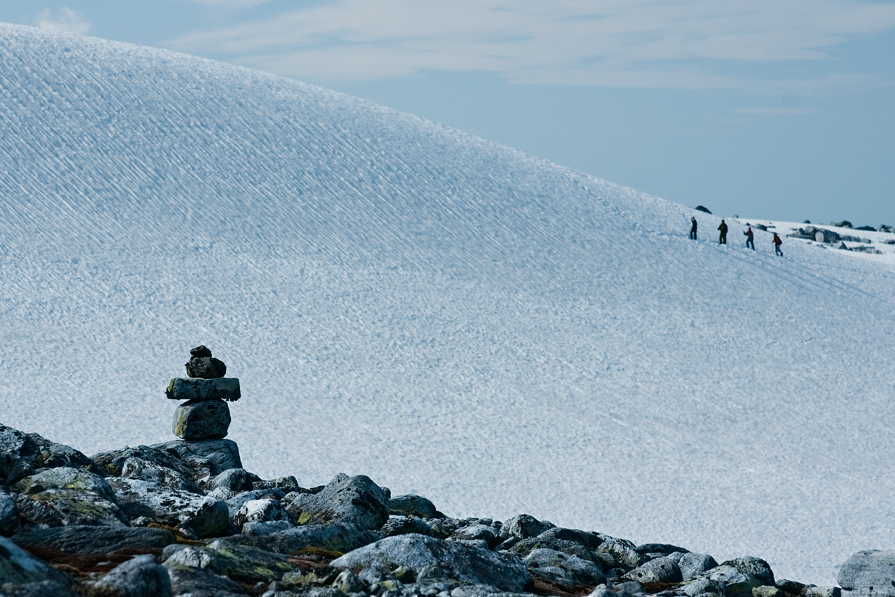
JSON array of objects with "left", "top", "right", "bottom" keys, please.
[
  {"left": 173, "top": 399, "right": 231, "bottom": 440},
  {"left": 163, "top": 541, "right": 296, "bottom": 583},
  {"left": 13, "top": 467, "right": 128, "bottom": 527}
]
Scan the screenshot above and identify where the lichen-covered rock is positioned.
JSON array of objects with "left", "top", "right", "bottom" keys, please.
[
  {"left": 624, "top": 555, "right": 683, "bottom": 584},
  {"left": 595, "top": 537, "right": 642, "bottom": 570},
  {"left": 252, "top": 476, "right": 301, "bottom": 493},
  {"left": 381, "top": 515, "right": 435, "bottom": 538},
  {"left": 1, "top": 488, "right": 19, "bottom": 535},
  {"left": 233, "top": 498, "right": 290, "bottom": 528},
  {"left": 91, "top": 445, "right": 193, "bottom": 478},
  {"left": 510, "top": 535, "right": 600, "bottom": 565},
  {"left": 285, "top": 473, "right": 389, "bottom": 530},
  {"left": 389, "top": 494, "right": 441, "bottom": 519},
  {"left": 498, "top": 514, "right": 556, "bottom": 542},
  {"left": 108, "top": 477, "right": 229, "bottom": 538},
  {"left": 187, "top": 356, "right": 227, "bottom": 379},
  {"left": 0, "top": 535, "right": 75, "bottom": 587},
  {"left": 838, "top": 550, "right": 895, "bottom": 597},
  {"left": 224, "top": 488, "right": 287, "bottom": 520},
  {"left": 753, "top": 586, "right": 784, "bottom": 597},
  {"left": 166, "top": 377, "right": 241, "bottom": 402},
  {"left": 149, "top": 438, "right": 242, "bottom": 483},
  {"left": 636, "top": 543, "right": 690, "bottom": 558},
  {"left": 806, "top": 587, "right": 841, "bottom": 597},
  {"left": 330, "top": 534, "right": 532, "bottom": 592},
  {"left": 0, "top": 424, "right": 100, "bottom": 485},
  {"left": 10, "top": 525, "right": 175, "bottom": 553},
  {"left": 163, "top": 541, "right": 296, "bottom": 584},
  {"left": 221, "top": 522, "right": 379, "bottom": 555},
  {"left": 523, "top": 547, "right": 606, "bottom": 587},
  {"left": 13, "top": 467, "right": 128, "bottom": 527},
  {"left": 88, "top": 554, "right": 172, "bottom": 597},
  {"left": 173, "top": 399, "right": 231, "bottom": 440}
]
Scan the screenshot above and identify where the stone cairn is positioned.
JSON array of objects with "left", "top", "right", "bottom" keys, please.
[{"left": 165, "top": 345, "right": 241, "bottom": 440}]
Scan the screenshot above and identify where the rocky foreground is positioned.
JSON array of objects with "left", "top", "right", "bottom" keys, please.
[{"left": 2, "top": 423, "right": 893, "bottom": 597}]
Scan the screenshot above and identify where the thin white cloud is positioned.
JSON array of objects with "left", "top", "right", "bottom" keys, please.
[
  {"left": 34, "top": 8, "right": 91, "bottom": 35},
  {"left": 167, "top": 0, "right": 895, "bottom": 92},
  {"left": 180, "top": 0, "right": 270, "bottom": 7},
  {"left": 732, "top": 107, "right": 824, "bottom": 116}
]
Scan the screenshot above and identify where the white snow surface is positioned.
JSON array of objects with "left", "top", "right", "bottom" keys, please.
[{"left": 2, "top": 23, "right": 895, "bottom": 585}]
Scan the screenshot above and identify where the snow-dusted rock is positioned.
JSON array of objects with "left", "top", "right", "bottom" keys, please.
[
  {"left": 149, "top": 438, "right": 242, "bottom": 483},
  {"left": 173, "top": 398, "right": 231, "bottom": 440},
  {"left": 683, "top": 564, "right": 762, "bottom": 597},
  {"left": 838, "top": 550, "right": 895, "bottom": 597},
  {"left": 10, "top": 525, "right": 175, "bottom": 553},
  {"left": 330, "top": 534, "right": 532, "bottom": 592},
  {"left": 119, "top": 456, "right": 203, "bottom": 493},
  {"left": 13, "top": 467, "right": 128, "bottom": 527},
  {"left": 595, "top": 537, "right": 643, "bottom": 570},
  {"left": 108, "top": 477, "right": 229, "bottom": 537},
  {"left": 88, "top": 554, "right": 172, "bottom": 597},
  {"left": 233, "top": 498, "right": 290, "bottom": 528},
  {"left": 224, "top": 488, "right": 287, "bottom": 519},
  {"left": 389, "top": 494, "right": 441, "bottom": 519},
  {"left": 285, "top": 473, "right": 389, "bottom": 530},
  {"left": 523, "top": 547, "right": 606, "bottom": 587},
  {"left": 166, "top": 377, "right": 241, "bottom": 402}
]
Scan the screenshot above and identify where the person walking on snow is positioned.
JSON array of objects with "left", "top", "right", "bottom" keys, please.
[
  {"left": 744, "top": 226, "right": 755, "bottom": 250},
  {"left": 718, "top": 219, "right": 728, "bottom": 244},
  {"left": 773, "top": 233, "right": 783, "bottom": 256},
  {"left": 690, "top": 217, "right": 698, "bottom": 240}
]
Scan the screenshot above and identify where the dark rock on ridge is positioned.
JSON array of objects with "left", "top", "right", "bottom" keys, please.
[
  {"left": 285, "top": 473, "right": 389, "bottom": 530},
  {"left": 186, "top": 356, "right": 227, "bottom": 379},
  {"left": 190, "top": 345, "right": 213, "bottom": 358},
  {"left": 86, "top": 553, "right": 172, "bottom": 597},
  {"left": 166, "top": 377, "right": 241, "bottom": 402},
  {"left": 1, "top": 424, "right": 100, "bottom": 486}
]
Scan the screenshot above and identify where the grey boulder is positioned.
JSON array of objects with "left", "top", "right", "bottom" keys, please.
[
  {"left": 676, "top": 552, "right": 719, "bottom": 580},
  {"left": 13, "top": 467, "right": 128, "bottom": 527},
  {"left": 498, "top": 514, "right": 556, "bottom": 542},
  {"left": 166, "top": 567, "right": 249, "bottom": 597},
  {"left": 88, "top": 554, "right": 172, "bottom": 597},
  {"left": 724, "top": 556, "right": 775, "bottom": 587},
  {"left": 187, "top": 356, "right": 227, "bottom": 379},
  {"left": 331, "top": 534, "right": 532, "bottom": 592},
  {"left": 119, "top": 456, "right": 203, "bottom": 494},
  {"left": 451, "top": 523, "right": 500, "bottom": 549},
  {"left": 286, "top": 473, "right": 389, "bottom": 530},
  {"left": 838, "top": 550, "right": 895, "bottom": 597},
  {"left": 149, "top": 438, "right": 242, "bottom": 483},
  {"left": 389, "top": 494, "right": 441, "bottom": 519},
  {"left": 233, "top": 498, "right": 290, "bottom": 528},
  {"left": 523, "top": 547, "right": 606, "bottom": 587},
  {"left": 683, "top": 564, "right": 761, "bottom": 597},
  {"left": 173, "top": 399, "right": 231, "bottom": 440},
  {"left": 166, "top": 377, "right": 241, "bottom": 402},
  {"left": 624, "top": 555, "right": 683, "bottom": 584},
  {"left": 163, "top": 540, "right": 295, "bottom": 584},
  {"left": 381, "top": 515, "right": 435, "bottom": 538}
]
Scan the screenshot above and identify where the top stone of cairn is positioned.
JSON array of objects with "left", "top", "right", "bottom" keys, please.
[{"left": 186, "top": 345, "right": 227, "bottom": 379}]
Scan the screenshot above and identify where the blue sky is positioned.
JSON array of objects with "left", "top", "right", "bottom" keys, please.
[{"left": 2, "top": 1, "right": 893, "bottom": 226}]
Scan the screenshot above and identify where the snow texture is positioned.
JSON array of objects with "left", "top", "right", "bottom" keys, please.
[{"left": 1, "top": 22, "right": 894, "bottom": 585}]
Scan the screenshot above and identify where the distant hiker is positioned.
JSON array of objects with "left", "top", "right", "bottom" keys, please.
[
  {"left": 718, "top": 220, "right": 728, "bottom": 244},
  {"left": 773, "top": 233, "right": 783, "bottom": 256},
  {"left": 690, "top": 217, "right": 698, "bottom": 240},
  {"left": 744, "top": 226, "right": 755, "bottom": 250}
]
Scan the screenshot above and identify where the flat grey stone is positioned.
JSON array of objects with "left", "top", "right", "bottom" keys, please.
[
  {"left": 0, "top": 535, "right": 75, "bottom": 586},
  {"left": 13, "top": 467, "right": 128, "bottom": 527},
  {"left": 389, "top": 494, "right": 441, "bottom": 519},
  {"left": 10, "top": 525, "right": 176, "bottom": 553},
  {"left": 173, "top": 399, "right": 231, "bottom": 440},
  {"left": 285, "top": 473, "right": 389, "bottom": 530},
  {"left": 1, "top": 489, "right": 18, "bottom": 536},
  {"left": 166, "top": 377, "right": 241, "bottom": 402},
  {"left": 220, "top": 523, "right": 378, "bottom": 555},
  {"left": 523, "top": 547, "right": 606, "bottom": 587},
  {"left": 150, "top": 438, "right": 242, "bottom": 482}
]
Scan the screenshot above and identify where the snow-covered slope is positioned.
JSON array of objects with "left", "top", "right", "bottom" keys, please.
[{"left": 2, "top": 23, "right": 894, "bottom": 585}]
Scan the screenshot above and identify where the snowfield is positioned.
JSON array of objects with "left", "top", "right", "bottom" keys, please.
[{"left": 1, "top": 22, "right": 894, "bottom": 585}]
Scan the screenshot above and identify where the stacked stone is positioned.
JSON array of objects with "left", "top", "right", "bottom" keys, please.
[{"left": 166, "top": 345, "right": 241, "bottom": 440}]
